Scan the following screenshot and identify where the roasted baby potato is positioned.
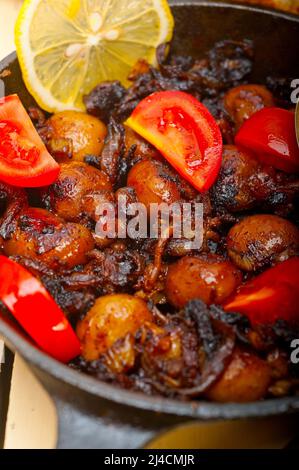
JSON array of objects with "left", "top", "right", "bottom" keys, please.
[
  {"left": 224, "top": 84, "right": 274, "bottom": 129},
  {"left": 165, "top": 255, "right": 242, "bottom": 308},
  {"left": 206, "top": 348, "right": 272, "bottom": 402},
  {"left": 41, "top": 161, "right": 112, "bottom": 222},
  {"left": 77, "top": 294, "right": 153, "bottom": 361},
  {"left": 2, "top": 207, "right": 94, "bottom": 270},
  {"left": 45, "top": 111, "right": 107, "bottom": 161},
  {"left": 227, "top": 214, "right": 299, "bottom": 271},
  {"left": 124, "top": 125, "right": 161, "bottom": 160},
  {"left": 127, "top": 159, "right": 181, "bottom": 211}
]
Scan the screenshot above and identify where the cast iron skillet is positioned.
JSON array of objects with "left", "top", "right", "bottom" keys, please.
[{"left": 0, "top": 1, "right": 299, "bottom": 449}]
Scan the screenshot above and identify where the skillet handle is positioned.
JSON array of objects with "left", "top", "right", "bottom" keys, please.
[
  {"left": 53, "top": 397, "right": 299, "bottom": 449},
  {"left": 30, "top": 361, "right": 186, "bottom": 449},
  {"left": 53, "top": 396, "right": 157, "bottom": 449}
]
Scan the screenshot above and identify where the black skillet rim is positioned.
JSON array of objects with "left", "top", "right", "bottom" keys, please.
[{"left": 0, "top": 1, "right": 299, "bottom": 419}]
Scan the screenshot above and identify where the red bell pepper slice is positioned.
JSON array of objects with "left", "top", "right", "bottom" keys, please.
[
  {"left": 224, "top": 257, "right": 299, "bottom": 326},
  {"left": 0, "top": 95, "right": 60, "bottom": 187},
  {"left": 126, "top": 91, "right": 223, "bottom": 192},
  {"left": 0, "top": 256, "right": 80, "bottom": 362},
  {"left": 235, "top": 107, "right": 299, "bottom": 173}
]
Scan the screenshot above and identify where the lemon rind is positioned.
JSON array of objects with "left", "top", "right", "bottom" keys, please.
[{"left": 15, "top": 0, "right": 174, "bottom": 113}]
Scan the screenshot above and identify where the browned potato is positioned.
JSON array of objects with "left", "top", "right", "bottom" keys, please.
[
  {"left": 127, "top": 159, "right": 181, "bottom": 211},
  {"left": 77, "top": 294, "right": 153, "bottom": 361},
  {"left": 124, "top": 126, "right": 161, "bottom": 160},
  {"left": 3, "top": 207, "right": 94, "bottom": 270},
  {"left": 45, "top": 111, "right": 107, "bottom": 161},
  {"left": 41, "top": 161, "right": 112, "bottom": 222},
  {"left": 227, "top": 214, "right": 299, "bottom": 271},
  {"left": 165, "top": 255, "right": 242, "bottom": 308},
  {"left": 206, "top": 348, "right": 272, "bottom": 402},
  {"left": 224, "top": 84, "right": 274, "bottom": 129},
  {"left": 213, "top": 146, "right": 299, "bottom": 217},
  {"left": 212, "top": 145, "right": 268, "bottom": 212}
]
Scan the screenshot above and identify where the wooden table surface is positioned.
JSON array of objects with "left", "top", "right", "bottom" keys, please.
[
  {"left": 0, "top": 0, "right": 57, "bottom": 449},
  {"left": 0, "top": 0, "right": 298, "bottom": 449}
]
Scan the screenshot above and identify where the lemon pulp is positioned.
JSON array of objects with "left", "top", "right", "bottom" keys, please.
[{"left": 15, "top": 0, "right": 174, "bottom": 112}]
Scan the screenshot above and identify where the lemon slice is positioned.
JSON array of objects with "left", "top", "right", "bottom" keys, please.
[{"left": 15, "top": 0, "right": 174, "bottom": 112}]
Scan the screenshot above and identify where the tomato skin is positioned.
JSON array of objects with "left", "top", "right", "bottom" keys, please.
[
  {"left": 0, "top": 256, "right": 81, "bottom": 362},
  {"left": 0, "top": 95, "right": 60, "bottom": 187},
  {"left": 235, "top": 107, "right": 299, "bottom": 173},
  {"left": 126, "top": 91, "right": 223, "bottom": 192},
  {"left": 224, "top": 257, "right": 299, "bottom": 326}
]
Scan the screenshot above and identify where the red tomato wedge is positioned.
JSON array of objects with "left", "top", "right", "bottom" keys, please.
[
  {"left": 224, "top": 257, "right": 299, "bottom": 326},
  {"left": 0, "top": 95, "right": 59, "bottom": 187},
  {"left": 126, "top": 91, "right": 223, "bottom": 192},
  {"left": 235, "top": 107, "right": 299, "bottom": 173},
  {"left": 0, "top": 256, "right": 80, "bottom": 362}
]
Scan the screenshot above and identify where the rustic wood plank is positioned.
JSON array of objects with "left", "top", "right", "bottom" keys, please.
[
  {"left": 0, "top": 346, "right": 14, "bottom": 448},
  {"left": 0, "top": 0, "right": 298, "bottom": 450},
  {"left": 0, "top": 0, "right": 21, "bottom": 449},
  {"left": 0, "top": 0, "right": 22, "bottom": 57},
  {"left": 4, "top": 355, "right": 57, "bottom": 449}
]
